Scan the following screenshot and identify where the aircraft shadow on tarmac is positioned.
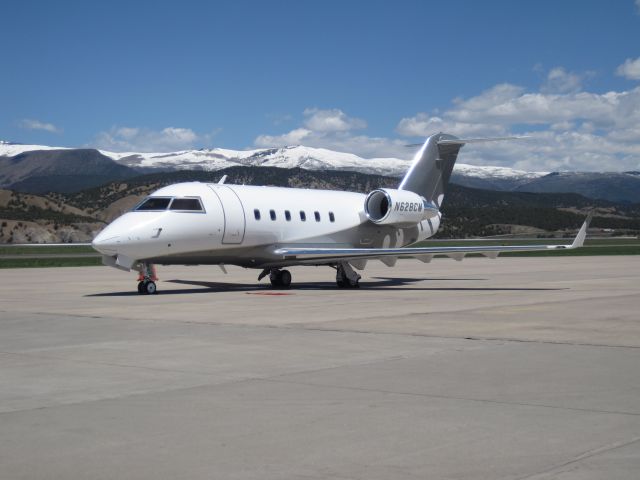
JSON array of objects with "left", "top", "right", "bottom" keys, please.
[{"left": 86, "top": 276, "right": 567, "bottom": 297}]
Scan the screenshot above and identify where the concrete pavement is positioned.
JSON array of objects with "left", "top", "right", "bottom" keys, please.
[{"left": 0, "top": 256, "right": 638, "bottom": 479}]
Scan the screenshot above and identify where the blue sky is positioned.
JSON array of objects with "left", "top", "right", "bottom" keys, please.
[{"left": 1, "top": 0, "right": 639, "bottom": 171}]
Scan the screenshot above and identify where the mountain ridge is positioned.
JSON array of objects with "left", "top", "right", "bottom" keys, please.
[
  {"left": 1, "top": 166, "right": 639, "bottom": 243},
  {"left": 2, "top": 140, "right": 639, "bottom": 202},
  {"left": 0, "top": 140, "right": 546, "bottom": 181}
]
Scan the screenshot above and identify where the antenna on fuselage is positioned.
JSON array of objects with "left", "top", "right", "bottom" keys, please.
[{"left": 218, "top": 175, "right": 228, "bottom": 184}]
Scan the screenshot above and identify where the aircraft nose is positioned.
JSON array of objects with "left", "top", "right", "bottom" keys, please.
[{"left": 92, "top": 229, "right": 120, "bottom": 255}]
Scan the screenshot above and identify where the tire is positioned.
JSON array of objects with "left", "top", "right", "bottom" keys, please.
[
  {"left": 279, "top": 270, "right": 292, "bottom": 288},
  {"left": 270, "top": 271, "right": 281, "bottom": 288},
  {"left": 336, "top": 271, "right": 359, "bottom": 289},
  {"left": 145, "top": 281, "right": 157, "bottom": 295},
  {"left": 137, "top": 281, "right": 145, "bottom": 294}
]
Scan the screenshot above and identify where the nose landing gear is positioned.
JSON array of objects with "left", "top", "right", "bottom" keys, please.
[
  {"left": 137, "top": 263, "right": 158, "bottom": 295},
  {"left": 138, "top": 280, "right": 157, "bottom": 294}
]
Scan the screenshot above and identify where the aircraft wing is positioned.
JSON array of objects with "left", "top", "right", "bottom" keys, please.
[{"left": 273, "top": 215, "right": 591, "bottom": 265}]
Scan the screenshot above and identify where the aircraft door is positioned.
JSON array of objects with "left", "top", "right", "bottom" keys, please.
[{"left": 209, "top": 185, "right": 246, "bottom": 244}]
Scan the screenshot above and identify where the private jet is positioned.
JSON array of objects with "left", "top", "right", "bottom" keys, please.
[{"left": 91, "top": 133, "right": 590, "bottom": 294}]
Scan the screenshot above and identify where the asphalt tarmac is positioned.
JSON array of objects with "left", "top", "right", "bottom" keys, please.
[{"left": 0, "top": 256, "right": 639, "bottom": 479}]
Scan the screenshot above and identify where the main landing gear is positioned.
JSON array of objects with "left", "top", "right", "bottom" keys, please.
[
  {"left": 269, "top": 268, "right": 292, "bottom": 289},
  {"left": 257, "top": 263, "right": 361, "bottom": 289},
  {"left": 335, "top": 262, "right": 361, "bottom": 289},
  {"left": 257, "top": 268, "right": 292, "bottom": 288},
  {"left": 137, "top": 262, "right": 158, "bottom": 295}
]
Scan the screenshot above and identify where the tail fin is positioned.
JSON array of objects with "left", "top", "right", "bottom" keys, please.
[
  {"left": 399, "top": 133, "right": 526, "bottom": 208},
  {"left": 398, "top": 133, "right": 463, "bottom": 209}
]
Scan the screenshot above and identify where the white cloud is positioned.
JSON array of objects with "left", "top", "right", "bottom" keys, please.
[
  {"left": 302, "top": 108, "right": 366, "bottom": 132},
  {"left": 255, "top": 128, "right": 406, "bottom": 159},
  {"left": 255, "top": 128, "right": 313, "bottom": 147},
  {"left": 541, "top": 67, "right": 584, "bottom": 93},
  {"left": 395, "top": 79, "right": 640, "bottom": 171},
  {"left": 253, "top": 64, "right": 640, "bottom": 172},
  {"left": 19, "top": 118, "right": 62, "bottom": 133},
  {"left": 451, "top": 130, "right": 640, "bottom": 173},
  {"left": 550, "top": 121, "right": 575, "bottom": 131},
  {"left": 396, "top": 112, "right": 506, "bottom": 138},
  {"left": 636, "top": 0, "right": 640, "bottom": 14},
  {"left": 255, "top": 108, "right": 403, "bottom": 158},
  {"left": 616, "top": 56, "right": 640, "bottom": 80},
  {"left": 443, "top": 84, "right": 640, "bottom": 129},
  {"left": 94, "top": 126, "right": 218, "bottom": 152}
]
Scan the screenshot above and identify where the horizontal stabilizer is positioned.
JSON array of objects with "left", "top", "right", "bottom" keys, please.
[{"left": 437, "top": 136, "right": 530, "bottom": 145}]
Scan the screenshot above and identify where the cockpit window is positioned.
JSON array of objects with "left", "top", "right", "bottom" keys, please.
[
  {"left": 170, "top": 198, "right": 204, "bottom": 211},
  {"left": 135, "top": 197, "right": 172, "bottom": 211}
]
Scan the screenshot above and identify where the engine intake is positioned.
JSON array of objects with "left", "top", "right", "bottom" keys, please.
[{"left": 364, "top": 188, "right": 438, "bottom": 226}]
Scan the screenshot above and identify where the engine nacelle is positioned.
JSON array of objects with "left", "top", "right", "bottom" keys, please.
[{"left": 364, "top": 188, "right": 439, "bottom": 226}]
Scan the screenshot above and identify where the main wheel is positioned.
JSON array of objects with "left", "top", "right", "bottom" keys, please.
[
  {"left": 144, "top": 281, "right": 157, "bottom": 295},
  {"left": 336, "top": 270, "right": 359, "bottom": 289},
  {"left": 279, "top": 270, "right": 292, "bottom": 288},
  {"left": 137, "top": 281, "right": 145, "bottom": 294}
]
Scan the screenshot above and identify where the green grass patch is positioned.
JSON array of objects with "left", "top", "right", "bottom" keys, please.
[
  {"left": 500, "top": 245, "right": 640, "bottom": 256},
  {"left": 0, "top": 257, "right": 103, "bottom": 268},
  {"left": 0, "top": 245, "right": 96, "bottom": 255},
  {"left": 414, "top": 237, "right": 640, "bottom": 248},
  {"left": 412, "top": 237, "right": 640, "bottom": 257}
]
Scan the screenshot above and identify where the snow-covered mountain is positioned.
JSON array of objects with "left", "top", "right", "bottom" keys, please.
[
  {"left": 0, "top": 140, "right": 72, "bottom": 156},
  {"left": 102, "top": 145, "right": 414, "bottom": 177},
  {"left": 2, "top": 141, "right": 640, "bottom": 202},
  {"left": 0, "top": 140, "right": 547, "bottom": 181}
]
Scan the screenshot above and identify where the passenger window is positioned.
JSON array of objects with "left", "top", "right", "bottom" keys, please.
[
  {"left": 270, "top": 209, "right": 276, "bottom": 220},
  {"left": 300, "top": 211, "right": 306, "bottom": 221},
  {"left": 285, "top": 210, "right": 291, "bottom": 221},
  {"left": 169, "top": 198, "right": 204, "bottom": 211},
  {"left": 254, "top": 209, "right": 261, "bottom": 220},
  {"left": 329, "top": 212, "right": 335, "bottom": 222},
  {"left": 314, "top": 211, "right": 320, "bottom": 222},
  {"left": 135, "top": 197, "right": 172, "bottom": 211}
]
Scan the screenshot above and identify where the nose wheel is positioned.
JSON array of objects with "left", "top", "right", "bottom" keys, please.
[
  {"left": 137, "top": 263, "right": 158, "bottom": 295},
  {"left": 138, "top": 280, "right": 157, "bottom": 295}
]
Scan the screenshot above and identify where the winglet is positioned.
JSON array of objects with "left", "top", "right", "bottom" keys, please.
[{"left": 570, "top": 212, "right": 593, "bottom": 249}]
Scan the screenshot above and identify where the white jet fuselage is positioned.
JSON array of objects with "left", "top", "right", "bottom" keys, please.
[{"left": 92, "top": 181, "right": 440, "bottom": 269}]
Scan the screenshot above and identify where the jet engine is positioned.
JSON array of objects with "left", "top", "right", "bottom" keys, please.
[{"left": 364, "top": 188, "right": 439, "bottom": 226}]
